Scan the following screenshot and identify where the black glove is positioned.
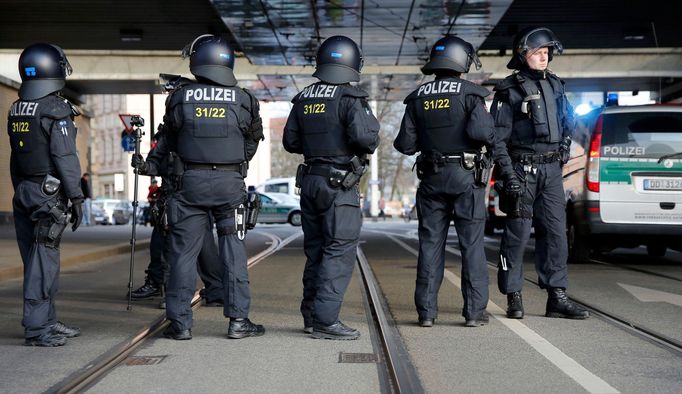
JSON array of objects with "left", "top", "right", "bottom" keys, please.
[
  {"left": 69, "top": 198, "right": 83, "bottom": 231},
  {"left": 559, "top": 136, "right": 572, "bottom": 165},
  {"left": 131, "top": 153, "right": 149, "bottom": 175},
  {"left": 505, "top": 176, "right": 523, "bottom": 198}
]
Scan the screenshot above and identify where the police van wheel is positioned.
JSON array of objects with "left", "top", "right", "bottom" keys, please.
[
  {"left": 646, "top": 244, "right": 666, "bottom": 258},
  {"left": 568, "top": 222, "right": 590, "bottom": 264},
  {"left": 288, "top": 211, "right": 302, "bottom": 227}
]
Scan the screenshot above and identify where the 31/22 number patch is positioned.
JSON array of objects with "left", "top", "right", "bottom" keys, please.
[
  {"left": 11, "top": 121, "right": 30, "bottom": 133},
  {"left": 195, "top": 107, "right": 226, "bottom": 118},
  {"left": 423, "top": 98, "right": 450, "bottom": 111},
  {"left": 303, "top": 103, "right": 326, "bottom": 115}
]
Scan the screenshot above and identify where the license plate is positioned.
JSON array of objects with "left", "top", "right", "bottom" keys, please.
[{"left": 643, "top": 178, "right": 682, "bottom": 191}]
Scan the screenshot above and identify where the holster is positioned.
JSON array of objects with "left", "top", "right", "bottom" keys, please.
[
  {"left": 239, "top": 161, "right": 248, "bottom": 177},
  {"left": 341, "top": 156, "right": 366, "bottom": 190},
  {"left": 474, "top": 152, "right": 492, "bottom": 186},
  {"left": 245, "top": 191, "right": 261, "bottom": 230},
  {"left": 295, "top": 163, "right": 307, "bottom": 189},
  {"left": 36, "top": 200, "right": 68, "bottom": 249}
]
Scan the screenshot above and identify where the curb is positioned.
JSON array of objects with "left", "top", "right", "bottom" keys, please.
[{"left": 0, "top": 239, "right": 152, "bottom": 283}]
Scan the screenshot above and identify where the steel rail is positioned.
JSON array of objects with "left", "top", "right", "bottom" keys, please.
[
  {"left": 49, "top": 230, "right": 301, "bottom": 393},
  {"left": 356, "top": 246, "right": 423, "bottom": 394}
]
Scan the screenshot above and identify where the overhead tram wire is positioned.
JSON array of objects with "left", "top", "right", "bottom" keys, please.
[
  {"left": 360, "top": 0, "right": 365, "bottom": 50},
  {"left": 381, "top": 0, "right": 416, "bottom": 102},
  {"left": 327, "top": 0, "right": 404, "bottom": 37},
  {"left": 446, "top": 0, "right": 467, "bottom": 36}
]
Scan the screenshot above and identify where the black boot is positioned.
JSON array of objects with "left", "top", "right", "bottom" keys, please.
[
  {"left": 25, "top": 332, "right": 66, "bottom": 347},
  {"left": 312, "top": 321, "right": 360, "bottom": 340},
  {"left": 546, "top": 288, "right": 590, "bottom": 319},
  {"left": 465, "top": 313, "right": 490, "bottom": 327},
  {"left": 50, "top": 321, "right": 81, "bottom": 338},
  {"left": 506, "top": 292, "right": 524, "bottom": 319},
  {"left": 163, "top": 325, "right": 192, "bottom": 340},
  {"left": 228, "top": 318, "right": 265, "bottom": 339},
  {"left": 130, "top": 276, "right": 160, "bottom": 300}
]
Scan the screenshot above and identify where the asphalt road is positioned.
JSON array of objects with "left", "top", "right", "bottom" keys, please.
[{"left": 1, "top": 221, "right": 680, "bottom": 393}]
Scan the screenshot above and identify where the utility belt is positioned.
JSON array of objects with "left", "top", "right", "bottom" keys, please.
[
  {"left": 511, "top": 151, "right": 560, "bottom": 165},
  {"left": 415, "top": 151, "right": 491, "bottom": 186},
  {"left": 184, "top": 162, "right": 247, "bottom": 176},
  {"left": 22, "top": 174, "right": 55, "bottom": 184},
  {"left": 296, "top": 156, "right": 366, "bottom": 190}
]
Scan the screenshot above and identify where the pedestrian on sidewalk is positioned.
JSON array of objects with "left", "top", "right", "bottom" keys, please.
[
  {"left": 80, "top": 173, "right": 92, "bottom": 226},
  {"left": 9, "top": 43, "right": 84, "bottom": 347}
]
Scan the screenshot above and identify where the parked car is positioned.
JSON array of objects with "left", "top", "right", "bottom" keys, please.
[
  {"left": 257, "top": 177, "right": 299, "bottom": 201},
  {"left": 112, "top": 200, "right": 134, "bottom": 225},
  {"left": 92, "top": 199, "right": 120, "bottom": 225},
  {"left": 92, "top": 198, "right": 133, "bottom": 225},
  {"left": 564, "top": 104, "right": 682, "bottom": 263},
  {"left": 257, "top": 192, "right": 302, "bottom": 226},
  {"left": 92, "top": 203, "right": 110, "bottom": 225}
]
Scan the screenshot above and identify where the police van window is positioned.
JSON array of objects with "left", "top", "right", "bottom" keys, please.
[
  {"left": 259, "top": 194, "right": 272, "bottom": 204},
  {"left": 264, "top": 183, "right": 289, "bottom": 194},
  {"left": 601, "top": 112, "right": 682, "bottom": 158}
]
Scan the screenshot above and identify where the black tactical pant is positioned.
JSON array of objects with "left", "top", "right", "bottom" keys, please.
[
  {"left": 13, "top": 180, "right": 67, "bottom": 338},
  {"left": 498, "top": 160, "right": 569, "bottom": 294},
  {"left": 415, "top": 163, "right": 489, "bottom": 321},
  {"left": 165, "top": 169, "right": 248, "bottom": 331},
  {"left": 300, "top": 175, "right": 362, "bottom": 327},
  {"left": 147, "top": 220, "right": 223, "bottom": 301}
]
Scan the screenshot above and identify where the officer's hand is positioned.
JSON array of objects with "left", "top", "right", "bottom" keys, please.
[
  {"left": 70, "top": 198, "right": 83, "bottom": 231},
  {"left": 505, "top": 176, "right": 523, "bottom": 198},
  {"left": 559, "top": 137, "right": 572, "bottom": 165},
  {"left": 131, "top": 154, "right": 148, "bottom": 174}
]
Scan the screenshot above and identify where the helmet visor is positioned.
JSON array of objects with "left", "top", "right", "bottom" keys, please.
[
  {"left": 518, "top": 28, "right": 563, "bottom": 56},
  {"left": 182, "top": 34, "right": 214, "bottom": 58},
  {"left": 50, "top": 44, "right": 72, "bottom": 76}
]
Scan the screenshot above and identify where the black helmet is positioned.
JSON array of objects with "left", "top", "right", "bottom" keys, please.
[
  {"left": 312, "top": 36, "right": 363, "bottom": 84},
  {"left": 507, "top": 27, "right": 563, "bottom": 70},
  {"left": 18, "top": 43, "right": 72, "bottom": 100},
  {"left": 182, "top": 34, "right": 236, "bottom": 86},
  {"left": 421, "top": 36, "right": 481, "bottom": 75}
]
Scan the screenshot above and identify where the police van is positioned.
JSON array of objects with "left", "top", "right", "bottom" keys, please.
[{"left": 564, "top": 104, "right": 682, "bottom": 263}]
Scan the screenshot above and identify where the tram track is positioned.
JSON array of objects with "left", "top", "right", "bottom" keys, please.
[
  {"left": 356, "top": 246, "right": 423, "bottom": 394},
  {"left": 589, "top": 258, "right": 682, "bottom": 283},
  {"left": 374, "top": 228, "right": 682, "bottom": 358},
  {"left": 48, "top": 230, "right": 301, "bottom": 394}
]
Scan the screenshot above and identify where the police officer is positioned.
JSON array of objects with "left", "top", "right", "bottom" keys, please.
[
  {"left": 131, "top": 127, "right": 224, "bottom": 308},
  {"left": 9, "top": 43, "right": 83, "bottom": 346},
  {"left": 491, "top": 27, "right": 589, "bottom": 320},
  {"left": 283, "top": 36, "right": 380, "bottom": 340},
  {"left": 394, "top": 36, "right": 501, "bottom": 327},
  {"left": 132, "top": 34, "right": 264, "bottom": 339}
]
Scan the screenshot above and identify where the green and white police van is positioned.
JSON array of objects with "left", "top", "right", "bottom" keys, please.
[{"left": 564, "top": 104, "right": 682, "bottom": 263}]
